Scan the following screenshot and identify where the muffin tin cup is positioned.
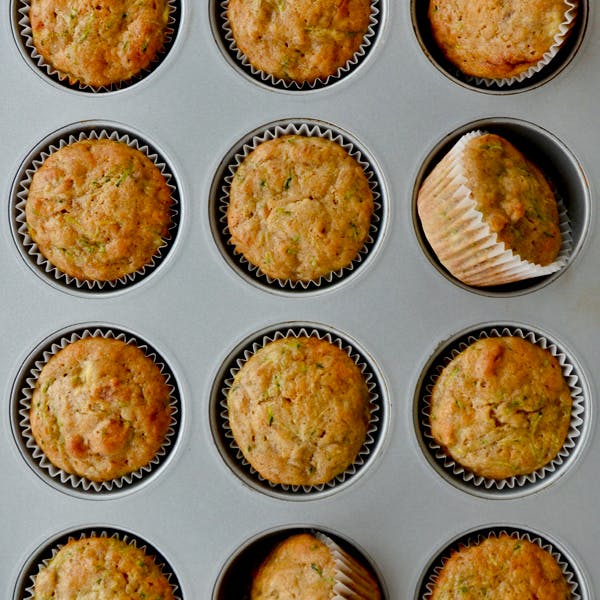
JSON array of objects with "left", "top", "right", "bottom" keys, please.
[
  {"left": 210, "top": 119, "right": 386, "bottom": 294},
  {"left": 414, "top": 324, "right": 588, "bottom": 499},
  {"left": 11, "top": 324, "right": 182, "bottom": 498},
  {"left": 10, "top": 122, "right": 181, "bottom": 296},
  {"left": 12, "top": 0, "right": 182, "bottom": 93},
  {"left": 14, "top": 526, "right": 183, "bottom": 600},
  {"left": 416, "top": 525, "right": 587, "bottom": 599},
  {"left": 210, "top": 322, "right": 387, "bottom": 500},
  {"left": 213, "top": 0, "right": 382, "bottom": 92}
]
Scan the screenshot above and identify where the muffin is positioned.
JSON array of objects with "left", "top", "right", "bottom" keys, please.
[
  {"left": 251, "top": 533, "right": 381, "bottom": 600},
  {"left": 29, "top": 336, "right": 172, "bottom": 482},
  {"left": 429, "top": 336, "right": 572, "bottom": 480},
  {"left": 430, "top": 534, "right": 570, "bottom": 599},
  {"left": 417, "top": 131, "right": 565, "bottom": 286},
  {"left": 428, "top": 0, "right": 577, "bottom": 81},
  {"left": 25, "top": 138, "right": 172, "bottom": 282},
  {"left": 33, "top": 536, "right": 175, "bottom": 599},
  {"left": 29, "top": 0, "right": 171, "bottom": 88},
  {"left": 227, "top": 0, "right": 372, "bottom": 84},
  {"left": 226, "top": 336, "right": 371, "bottom": 486},
  {"left": 227, "top": 135, "right": 374, "bottom": 282}
]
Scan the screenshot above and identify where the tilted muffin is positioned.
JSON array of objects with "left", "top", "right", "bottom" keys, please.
[
  {"left": 33, "top": 536, "right": 175, "bottom": 599},
  {"left": 227, "top": 336, "right": 371, "bottom": 486},
  {"left": 227, "top": 0, "right": 372, "bottom": 84},
  {"left": 251, "top": 533, "right": 381, "bottom": 600},
  {"left": 428, "top": 0, "right": 576, "bottom": 80},
  {"left": 30, "top": 0, "right": 171, "bottom": 87},
  {"left": 227, "top": 135, "right": 373, "bottom": 282},
  {"left": 25, "top": 138, "right": 172, "bottom": 282},
  {"left": 29, "top": 337, "right": 172, "bottom": 482},
  {"left": 417, "top": 131, "right": 564, "bottom": 286},
  {"left": 430, "top": 534, "right": 570, "bottom": 599},
  {"left": 429, "top": 336, "right": 572, "bottom": 480}
]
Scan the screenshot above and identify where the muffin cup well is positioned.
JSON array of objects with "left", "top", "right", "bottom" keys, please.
[
  {"left": 415, "top": 325, "right": 587, "bottom": 498},
  {"left": 213, "top": 0, "right": 382, "bottom": 92},
  {"left": 211, "top": 323, "right": 386, "bottom": 499},
  {"left": 13, "top": 0, "right": 181, "bottom": 93},
  {"left": 211, "top": 119, "right": 385, "bottom": 294},
  {"left": 11, "top": 123, "right": 181, "bottom": 295},
  {"left": 15, "top": 526, "right": 182, "bottom": 600},
  {"left": 12, "top": 325, "right": 182, "bottom": 497}
]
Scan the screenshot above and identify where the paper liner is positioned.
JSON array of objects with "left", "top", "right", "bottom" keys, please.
[
  {"left": 15, "top": 0, "right": 180, "bottom": 92},
  {"left": 316, "top": 532, "right": 382, "bottom": 599},
  {"left": 217, "top": 121, "right": 383, "bottom": 291},
  {"left": 419, "top": 326, "right": 585, "bottom": 493},
  {"left": 218, "top": 327, "right": 382, "bottom": 495},
  {"left": 417, "top": 130, "right": 572, "bottom": 287},
  {"left": 16, "top": 327, "right": 180, "bottom": 494},
  {"left": 13, "top": 127, "right": 180, "bottom": 292},
  {"left": 422, "top": 527, "right": 582, "bottom": 599},
  {"left": 21, "top": 528, "right": 181, "bottom": 600},
  {"left": 217, "top": 0, "right": 381, "bottom": 91}
]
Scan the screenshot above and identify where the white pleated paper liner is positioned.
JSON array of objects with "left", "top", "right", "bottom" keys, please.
[
  {"left": 16, "top": 527, "right": 182, "bottom": 600},
  {"left": 214, "top": 0, "right": 381, "bottom": 91},
  {"left": 214, "top": 324, "right": 385, "bottom": 498},
  {"left": 13, "top": 0, "right": 181, "bottom": 93},
  {"left": 416, "top": 325, "right": 586, "bottom": 498},
  {"left": 417, "top": 130, "right": 572, "bottom": 288},
  {"left": 11, "top": 124, "right": 181, "bottom": 294},
  {"left": 417, "top": 526, "right": 584, "bottom": 600},
  {"left": 12, "top": 326, "right": 181, "bottom": 497},
  {"left": 213, "top": 120, "right": 384, "bottom": 293}
]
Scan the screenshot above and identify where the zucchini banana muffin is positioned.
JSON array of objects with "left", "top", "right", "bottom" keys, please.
[
  {"left": 429, "top": 336, "right": 572, "bottom": 480},
  {"left": 251, "top": 533, "right": 381, "bottom": 599},
  {"left": 29, "top": 0, "right": 171, "bottom": 87},
  {"left": 417, "top": 132, "right": 563, "bottom": 286},
  {"left": 430, "top": 534, "right": 570, "bottom": 599},
  {"left": 428, "top": 0, "right": 575, "bottom": 80},
  {"left": 29, "top": 337, "right": 172, "bottom": 482},
  {"left": 227, "top": 0, "right": 372, "bottom": 83},
  {"left": 33, "top": 536, "right": 175, "bottom": 599},
  {"left": 25, "top": 138, "right": 172, "bottom": 282},
  {"left": 227, "top": 135, "right": 373, "bottom": 282},
  {"left": 226, "top": 336, "right": 371, "bottom": 486}
]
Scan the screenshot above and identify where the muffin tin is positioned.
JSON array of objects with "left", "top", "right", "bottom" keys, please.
[{"left": 2, "top": 1, "right": 599, "bottom": 598}]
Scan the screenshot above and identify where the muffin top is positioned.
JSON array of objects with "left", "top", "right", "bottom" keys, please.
[
  {"left": 431, "top": 534, "right": 570, "bottom": 599},
  {"left": 227, "top": 135, "right": 373, "bottom": 282},
  {"left": 227, "top": 0, "right": 372, "bottom": 83},
  {"left": 26, "top": 138, "right": 172, "bottom": 282},
  {"left": 428, "top": 0, "right": 570, "bottom": 80},
  {"left": 251, "top": 534, "right": 337, "bottom": 599},
  {"left": 429, "top": 336, "right": 572, "bottom": 479},
  {"left": 30, "top": 0, "right": 171, "bottom": 87},
  {"left": 30, "top": 337, "right": 172, "bottom": 482},
  {"left": 33, "top": 536, "right": 175, "bottom": 599},
  {"left": 226, "top": 336, "right": 371, "bottom": 486}
]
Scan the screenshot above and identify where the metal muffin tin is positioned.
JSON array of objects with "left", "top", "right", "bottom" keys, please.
[{"left": 2, "top": 1, "right": 599, "bottom": 598}]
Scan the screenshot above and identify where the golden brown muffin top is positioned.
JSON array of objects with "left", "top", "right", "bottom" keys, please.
[
  {"left": 251, "top": 534, "right": 337, "bottom": 599},
  {"left": 227, "top": 336, "right": 371, "bottom": 486},
  {"left": 228, "top": 0, "right": 371, "bottom": 83},
  {"left": 428, "top": 0, "right": 570, "bottom": 79},
  {"left": 30, "top": 0, "right": 171, "bottom": 87},
  {"left": 33, "top": 536, "right": 175, "bottom": 599},
  {"left": 431, "top": 534, "right": 570, "bottom": 599},
  {"left": 463, "top": 134, "right": 561, "bottom": 266},
  {"left": 26, "top": 138, "right": 172, "bottom": 282},
  {"left": 30, "top": 337, "right": 172, "bottom": 482},
  {"left": 429, "top": 336, "right": 572, "bottom": 480},
  {"left": 227, "top": 135, "right": 373, "bottom": 282}
]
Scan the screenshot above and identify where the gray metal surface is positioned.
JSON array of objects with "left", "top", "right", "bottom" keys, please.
[{"left": 1, "top": 1, "right": 599, "bottom": 597}]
